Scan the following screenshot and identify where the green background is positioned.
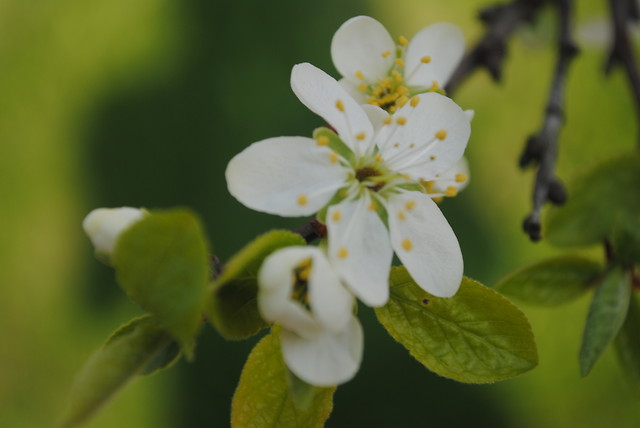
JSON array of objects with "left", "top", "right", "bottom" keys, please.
[{"left": 1, "top": 0, "right": 638, "bottom": 426}]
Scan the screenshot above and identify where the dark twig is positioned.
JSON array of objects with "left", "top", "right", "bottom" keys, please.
[
  {"left": 292, "top": 219, "right": 327, "bottom": 243},
  {"left": 606, "top": 0, "right": 640, "bottom": 143},
  {"left": 521, "top": 0, "right": 579, "bottom": 241},
  {"left": 445, "top": 0, "right": 547, "bottom": 95}
]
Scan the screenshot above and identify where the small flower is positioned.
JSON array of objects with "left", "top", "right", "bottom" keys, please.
[
  {"left": 258, "top": 246, "right": 363, "bottom": 386},
  {"left": 83, "top": 207, "right": 146, "bottom": 257},
  {"left": 331, "top": 16, "right": 465, "bottom": 112},
  {"left": 226, "top": 63, "right": 470, "bottom": 306}
]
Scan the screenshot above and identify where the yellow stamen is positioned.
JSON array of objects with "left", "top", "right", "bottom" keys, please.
[
  {"left": 421, "top": 180, "right": 435, "bottom": 194},
  {"left": 298, "top": 266, "right": 311, "bottom": 281},
  {"left": 393, "top": 143, "right": 400, "bottom": 148},
  {"left": 316, "top": 136, "right": 329, "bottom": 146},
  {"left": 410, "top": 96, "right": 420, "bottom": 107},
  {"left": 398, "top": 35, "right": 409, "bottom": 46},
  {"left": 405, "top": 200, "right": 416, "bottom": 211},
  {"left": 338, "top": 247, "right": 349, "bottom": 259},
  {"left": 445, "top": 186, "right": 458, "bottom": 197},
  {"left": 429, "top": 81, "right": 440, "bottom": 92},
  {"left": 329, "top": 152, "right": 338, "bottom": 164},
  {"left": 356, "top": 132, "right": 366, "bottom": 141},
  {"left": 336, "top": 99, "right": 345, "bottom": 112},
  {"left": 401, "top": 173, "right": 412, "bottom": 180},
  {"left": 401, "top": 238, "right": 413, "bottom": 251},
  {"left": 396, "top": 117, "right": 407, "bottom": 126},
  {"left": 436, "top": 129, "right": 448, "bottom": 140},
  {"left": 355, "top": 70, "right": 365, "bottom": 80},
  {"left": 433, "top": 196, "right": 443, "bottom": 203},
  {"left": 391, "top": 70, "right": 403, "bottom": 82},
  {"left": 331, "top": 210, "right": 341, "bottom": 222},
  {"left": 398, "top": 210, "right": 407, "bottom": 220},
  {"left": 430, "top": 155, "right": 436, "bottom": 161},
  {"left": 358, "top": 83, "right": 368, "bottom": 92},
  {"left": 368, "top": 202, "right": 377, "bottom": 211},
  {"left": 381, "top": 50, "right": 392, "bottom": 58},
  {"left": 395, "top": 58, "right": 405, "bottom": 67},
  {"left": 297, "top": 195, "right": 308, "bottom": 206},
  {"left": 375, "top": 154, "right": 383, "bottom": 162},
  {"left": 409, "top": 143, "right": 415, "bottom": 148},
  {"left": 396, "top": 95, "right": 409, "bottom": 107},
  {"left": 455, "top": 173, "right": 468, "bottom": 183},
  {"left": 421, "top": 56, "right": 431, "bottom": 63},
  {"left": 383, "top": 116, "right": 393, "bottom": 125}
]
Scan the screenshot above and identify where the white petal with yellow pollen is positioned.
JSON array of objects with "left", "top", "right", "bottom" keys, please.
[
  {"left": 331, "top": 16, "right": 395, "bottom": 86},
  {"left": 431, "top": 157, "right": 470, "bottom": 195},
  {"left": 226, "top": 136, "right": 348, "bottom": 217},
  {"left": 387, "top": 192, "right": 463, "bottom": 298},
  {"left": 281, "top": 315, "right": 363, "bottom": 387},
  {"left": 291, "top": 63, "right": 374, "bottom": 155},
  {"left": 405, "top": 22, "right": 465, "bottom": 89},
  {"left": 361, "top": 104, "right": 390, "bottom": 134},
  {"left": 327, "top": 194, "right": 393, "bottom": 307}
]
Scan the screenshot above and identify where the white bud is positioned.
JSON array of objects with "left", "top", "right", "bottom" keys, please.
[{"left": 82, "top": 207, "right": 145, "bottom": 256}]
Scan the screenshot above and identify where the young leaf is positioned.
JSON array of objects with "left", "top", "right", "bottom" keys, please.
[
  {"left": 494, "top": 255, "right": 602, "bottom": 306},
  {"left": 375, "top": 267, "right": 538, "bottom": 383},
  {"left": 615, "top": 293, "right": 640, "bottom": 394},
  {"left": 61, "top": 316, "right": 177, "bottom": 428},
  {"left": 611, "top": 213, "right": 640, "bottom": 267},
  {"left": 546, "top": 152, "right": 640, "bottom": 247},
  {"left": 112, "top": 209, "right": 210, "bottom": 357},
  {"left": 231, "top": 331, "right": 335, "bottom": 428},
  {"left": 207, "top": 230, "right": 306, "bottom": 340},
  {"left": 580, "top": 266, "right": 631, "bottom": 377}
]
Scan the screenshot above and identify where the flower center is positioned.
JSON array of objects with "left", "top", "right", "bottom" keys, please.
[
  {"left": 355, "top": 166, "right": 385, "bottom": 192},
  {"left": 366, "top": 76, "right": 410, "bottom": 113},
  {"left": 291, "top": 258, "right": 312, "bottom": 310}
]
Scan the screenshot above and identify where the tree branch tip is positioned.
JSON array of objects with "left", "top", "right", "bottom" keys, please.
[
  {"left": 547, "top": 179, "right": 567, "bottom": 205},
  {"left": 522, "top": 214, "right": 542, "bottom": 242}
]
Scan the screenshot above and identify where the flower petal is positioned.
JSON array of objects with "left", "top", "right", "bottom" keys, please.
[
  {"left": 83, "top": 207, "right": 145, "bottom": 256},
  {"left": 429, "top": 157, "right": 470, "bottom": 196},
  {"left": 405, "top": 23, "right": 465, "bottom": 89},
  {"left": 361, "top": 104, "right": 390, "bottom": 134},
  {"left": 327, "top": 193, "right": 393, "bottom": 307},
  {"left": 291, "top": 63, "right": 374, "bottom": 155},
  {"left": 258, "top": 247, "right": 322, "bottom": 338},
  {"left": 387, "top": 192, "right": 463, "bottom": 297},
  {"left": 331, "top": 16, "right": 395, "bottom": 85},
  {"left": 226, "top": 136, "right": 348, "bottom": 217},
  {"left": 377, "top": 92, "right": 470, "bottom": 181},
  {"left": 281, "top": 315, "right": 364, "bottom": 386},
  {"left": 338, "top": 77, "right": 367, "bottom": 104}
]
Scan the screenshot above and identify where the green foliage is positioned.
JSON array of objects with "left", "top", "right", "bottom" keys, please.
[
  {"left": 61, "top": 316, "right": 177, "bottom": 428},
  {"left": 611, "top": 213, "right": 640, "bottom": 267},
  {"left": 208, "top": 230, "right": 306, "bottom": 340},
  {"left": 580, "top": 267, "right": 631, "bottom": 377},
  {"left": 494, "top": 255, "right": 602, "bottom": 306},
  {"left": 376, "top": 267, "right": 538, "bottom": 383},
  {"left": 231, "top": 331, "right": 335, "bottom": 428},
  {"left": 546, "top": 152, "right": 640, "bottom": 247},
  {"left": 112, "top": 209, "right": 210, "bottom": 357},
  {"left": 615, "top": 293, "right": 640, "bottom": 394}
]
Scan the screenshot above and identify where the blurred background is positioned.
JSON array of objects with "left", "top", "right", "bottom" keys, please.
[{"left": 1, "top": 0, "right": 639, "bottom": 426}]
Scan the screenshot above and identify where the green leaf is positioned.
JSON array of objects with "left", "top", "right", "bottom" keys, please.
[
  {"left": 611, "top": 212, "right": 640, "bottom": 267},
  {"left": 375, "top": 267, "right": 538, "bottom": 383},
  {"left": 61, "top": 316, "right": 176, "bottom": 428},
  {"left": 208, "top": 230, "right": 306, "bottom": 340},
  {"left": 231, "top": 331, "right": 335, "bottom": 428},
  {"left": 615, "top": 293, "right": 640, "bottom": 394},
  {"left": 112, "top": 209, "right": 210, "bottom": 357},
  {"left": 494, "top": 255, "right": 602, "bottom": 306},
  {"left": 580, "top": 266, "right": 632, "bottom": 376},
  {"left": 312, "top": 127, "right": 355, "bottom": 165},
  {"left": 546, "top": 152, "right": 640, "bottom": 247}
]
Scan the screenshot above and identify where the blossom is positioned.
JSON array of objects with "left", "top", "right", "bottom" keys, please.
[
  {"left": 226, "top": 62, "right": 470, "bottom": 306},
  {"left": 258, "top": 246, "right": 363, "bottom": 386},
  {"left": 331, "top": 16, "right": 465, "bottom": 112},
  {"left": 83, "top": 207, "right": 146, "bottom": 256}
]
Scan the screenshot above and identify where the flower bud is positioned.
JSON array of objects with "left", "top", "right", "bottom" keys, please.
[{"left": 83, "top": 207, "right": 145, "bottom": 257}]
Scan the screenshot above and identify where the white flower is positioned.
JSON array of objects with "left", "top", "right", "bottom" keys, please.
[
  {"left": 331, "top": 16, "right": 465, "bottom": 112},
  {"left": 226, "top": 63, "right": 470, "bottom": 306},
  {"left": 83, "top": 207, "right": 145, "bottom": 256},
  {"left": 258, "top": 246, "right": 363, "bottom": 386}
]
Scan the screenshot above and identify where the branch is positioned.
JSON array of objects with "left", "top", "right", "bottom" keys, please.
[
  {"left": 521, "top": 0, "right": 579, "bottom": 241},
  {"left": 445, "top": 0, "right": 547, "bottom": 95},
  {"left": 292, "top": 218, "right": 327, "bottom": 243},
  {"left": 606, "top": 0, "right": 640, "bottom": 143}
]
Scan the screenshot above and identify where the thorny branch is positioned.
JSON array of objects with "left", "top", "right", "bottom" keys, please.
[
  {"left": 521, "top": 0, "right": 578, "bottom": 241},
  {"left": 606, "top": 0, "right": 640, "bottom": 143}
]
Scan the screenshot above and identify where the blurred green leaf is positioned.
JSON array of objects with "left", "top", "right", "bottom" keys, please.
[
  {"left": 580, "top": 266, "right": 631, "bottom": 376},
  {"left": 231, "top": 330, "right": 335, "bottom": 428},
  {"left": 208, "top": 230, "right": 306, "bottom": 340},
  {"left": 286, "top": 370, "right": 318, "bottom": 412},
  {"left": 494, "top": 255, "right": 602, "bottom": 306},
  {"left": 546, "top": 152, "right": 640, "bottom": 247},
  {"left": 376, "top": 267, "right": 538, "bottom": 383},
  {"left": 113, "top": 209, "right": 210, "bottom": 357},
  {"left": 615, "top": 293, "right": 640, "bottom": 394},
  {"left": 61, "top": 316, "right": 175, "bottom": 428},
  {"left": 611, "top": 213, "right": 640, "bottom": 267}
]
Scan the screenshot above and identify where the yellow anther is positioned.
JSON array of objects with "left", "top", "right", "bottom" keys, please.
[
  {"left": 436, "top": 129, "right": 448, "bottom": 140},
  {"left": 298, "top": 266, "right": 311, "bottom": 281},
  {"left": 409, "top": 143, "right": 415, "bottom": 149},
  {"left": 429, "top": 81, "right": 441, "bottom": 92},
  {"left": 398, "top": 35, "right": 409, "bottom": 46},
  {"left": 395, "top": 58, "right": 405, "bottom": 67},
  {"left": 393, "top": 143, "right": 400, "bottom": 148},
  {"left": 405, "top": 200, "right": 417, "bottom": 211},
  {"left": 331, "top": 210, "right": 342, "bottom": 222},
  {"left": 375, "top": 154, "right": 383, "bottom": 162},
  {"left": 398, "top": 211, "right": 407, "bottom": 220},
  {"left": 401, "top": 238, "right": 413, "bottom": 251},
  {"left": 421, "top": 56, "right": 431, "bottom": 63},
  {"left": 316, "top": 136, "right": 329, "bottom": 146},
  {"left": 410, "top": 96, "right": 420, "bottom": 107},
  {"left": 397, "top": 85, "right": 410, "bottom": 95},
  {"left": 402, "top": 173, "right": 412, "bottom": 180},
  {"left": 356, "top": 132, "right": 366, "bottom": 140},
  {"left": 383, "top": 116, "right": 393, "bottom": 125},
  {"left": 391, "top": 70, "right": 403, "bottom": 82},
  {"left": 421, "top": 180, "right": 435, "bottom": 194},
  {"left": 430, "top": 155, "right": 436, "bottom": 161},
  {"left": 396, "top": 95, "right": 409, "bottom": 107},
  {"left": 297, "top": 194, "right": 308, "bottom": 206},
  {"left": 336, "top": 99, "right": 345, "bottom": 112},
  {"left": 355, "top": 70, "right": 365, "bottom": 80},
  {"left": 433, "top": 196, "right": 443, "bottom": 203},
  {"left": 338, "top": 247, "right": 349, "bottom": 259},
  {"left": 358, "top": 83, "right": 368, "bottom": 92},
  {"left": 381, "top": 50, "right": 392, "bottom": 58},
  {"left": 368, "top": 202, "right": 377, "bottom": 211},
  {"left": 445, "top": 186, "right": 458, "bottom": 197},
  {"left": 329, "top": 152, "right": 338, "bottom": 164},
  {"left": 455, "top": 173, "right": 468, "bottom": 183},
  {"left": 396, "top": 117, "right": 407, "bottom": 126}
]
